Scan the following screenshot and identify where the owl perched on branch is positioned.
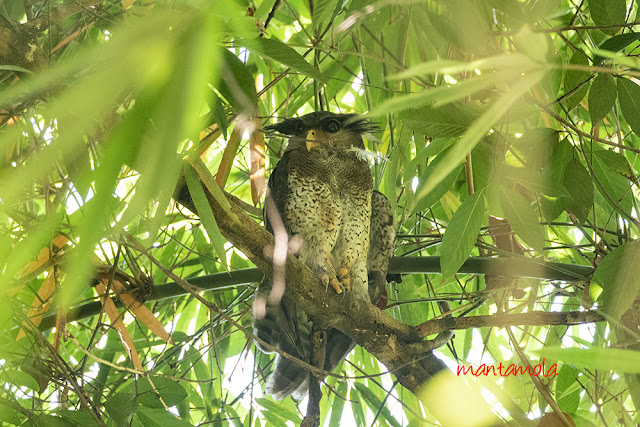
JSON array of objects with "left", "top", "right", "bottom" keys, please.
[{"left": 252, "top": 111, "right": 398, "bottom": 400}]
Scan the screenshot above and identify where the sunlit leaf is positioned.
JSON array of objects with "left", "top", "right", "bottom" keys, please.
[
  {"left": 500, "top": 185, "right": 544, "bottom": 252},
  {"left": 588, "top": 73, "right": 617, "bottom": 123},
  {"left": 588, "top": 0, "right": 627, "bottom": 36},
  {"left": 617, "top": 77, "right": 640, "bottom": 136},
  {"left": 562, "top": 50, "right": 590, "bottom": 111},
  {"left": 562, "top": 158, "right": 593, "bottom": 223},
  {"left": 441, "top": 188, "right": 486, "bottom": 278},
  {"left": 592, "top": 240, "right": 640, "bottom": 320},
  {"left": 594, "top": 32, "right": 640, "bottom": 64},
  {"left": 239, "top": 38, "right": 327, "bottom": 83},
  {"left": 402, "top": 102, "right": 482, "bottom": 138},
  {"left": 410, "top": 71, "right": 544, "bottom": 212},
  {"left": 353, "top": 383, "right": 402, "bottom": 427},
  {"left": 184, "top": 163, "right": 228, "bottom": 270},
  {"left": 135, "top": 407, "right": 194, "bottom": 427},
  {"left": 541, "top": 347, "right": 640, "bottom": 373}
]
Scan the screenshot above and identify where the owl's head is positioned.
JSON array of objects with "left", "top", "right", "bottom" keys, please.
[{"left": 265, "top": 112, "right": 377, "bottom": 152}]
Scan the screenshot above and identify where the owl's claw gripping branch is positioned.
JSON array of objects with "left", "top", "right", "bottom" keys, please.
[
  {"left": 322, "top": 268, "right": 352, "bottom": 294},
  {"left": 337, "top": 267, "right": 351, "bottom": 291}
]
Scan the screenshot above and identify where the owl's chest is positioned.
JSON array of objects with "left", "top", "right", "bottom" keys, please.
[
  {"left": 282, "top": 153, "right": 372, "bottom": 228},
  {"left": 289, "top": 151, "right": 372, "bottom": 196}
]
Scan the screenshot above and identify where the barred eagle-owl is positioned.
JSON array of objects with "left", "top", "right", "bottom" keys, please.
[{"left": 253, "top": 112, "right": 396, "bottom": 400}]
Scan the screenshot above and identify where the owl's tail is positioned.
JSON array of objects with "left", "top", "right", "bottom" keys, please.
[{"left": 265, "top": 328, "right": 356, "bottom": 400}]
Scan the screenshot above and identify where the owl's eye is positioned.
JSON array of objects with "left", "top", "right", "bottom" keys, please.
[
  {"left": 295, "top": 121, "right": 305, "bottom": 134},
  {"left": 323, "top": 119, "right": 341, "bottom": 133}
]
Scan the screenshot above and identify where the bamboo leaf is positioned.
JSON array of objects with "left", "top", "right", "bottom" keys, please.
[
  {"left": 592, "top": 240, "right": 640, "bottom": 320},
  {"left": 239, "top": 38, "right": 327, "bottom": 83},
  {"left": 184, "top": 164, "right": 228, "bottom": 270},
  {"left": 441, "top": 188, "right": 486, "bottom": 278},
  {"left": 500, "top": 185, "right": 544, "bottom": 252},
  {"left": 353, "top": 383, "right": 402, "bottom": 427},
  {"left": 409, "top": 71, "right": 544, "bottom": 212},
  {"left": 541, "top": 347, "right": 640, "bottom": 373}
]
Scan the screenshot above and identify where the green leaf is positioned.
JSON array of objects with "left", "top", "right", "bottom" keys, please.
[
  {"left": 558, "top": 389, "right": 581, "bottom": 413},
  {"left": 239, "top": 38, "right": 327, "bottom": 83},
  {"left": 329, "top": 381, "right": 348, "bottom": 426},
  {"left": 515, "top": 127, "right": 559, "bottom": 170},
  {"left": 617, "top": 77, "right": 640, "bottom": 136},
  {"left": 218, "top": 49, "right": 258, "bottom": 113},
  {"left": 255, "top": 398, "right": 302, "bottom": 424},
  {"left": 556, "top": 365, "right": 580, "bottom": 395},
  {"left": 409, "top": 71, "right": 544, "bottom": 212},
  {"left": 184, "top": 163, "right": 228, "bottom": 270},
  {"left": 588, "top": 73, "right": 617, "bottom": 123},
  {"left": 591, "top": 150, "right": 633, "bottom": 212},
  {"left": 588, "top": 0, "right": 627, "bottom": 36},
  {"left": 502, "top": 165, "right": 565, "bottom": 197},
  {"left": 312, "top": 0, "right": 339, "bottom": 28},
  {"left": 135, "top": 407, "right": 194, "bottom": 427},
  {"left": 441, "top": 188, "right": 486, "bottom": 278},
  {"left": 592, "top": 240, "right": 640, "bottom": 320},
  {"left": 205, "top": 91, "right": 229, "bottom": 138},
  {"left": 0, "top": 64, "right": 33, "bottom": 74},
  {"left": 412, "top": 147, "right": 463, "bottom": 212},
  {"left": 401, "top": 102, "right": 482, "bottom": 137},
  {"left": 594, "top": 32, "right": 640, "bottom": 64},
  {"left": 500, "top": 185, "right": 544, "bottom": 252},
  {"left": 55, "top": 410, "right": 98, "bottom": 427},
  {"left": 105, "top": 393, "right": 138, "bottom": 426},
  {"left": 134, "top": 377, "right": 188, "bottom": 409},
  {"left": 1, "top": 369, "right": 39, "bottom": 391},
  {"left": 34, "top": 415, "right": 76, "bottom": 427},
  {"left": 541, "top": 347, "right": 640, "bottom": 373},
  {"left": 353, "top": 383, "right": 402, "bottom": 427},
  {"left": 562, "top": 158, "right": 593, "bottom": 223},
  {"left": 562, "top": 50, "right": 590, "bottom": 111},
  {"left": 0, "top": 401, "right": 25, "bottom": 425},
  {"left": 192, "top": 227, "right": 219, "bottom": 275}
]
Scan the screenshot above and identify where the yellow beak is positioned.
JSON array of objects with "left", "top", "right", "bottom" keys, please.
[{"left": 305, "top": 130, "right": 322, "bottom": 151}]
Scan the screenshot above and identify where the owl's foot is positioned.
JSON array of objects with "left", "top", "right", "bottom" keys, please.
[
  {"left": 337, "top": 268, "right": 351, "bottom": 291},
  {"left": 321, "top": 269, "right": 351, "bottom": 294}
]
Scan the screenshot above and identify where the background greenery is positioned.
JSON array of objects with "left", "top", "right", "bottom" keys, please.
[{"left": 1, "top": 0, "right": 640, "bottom": 425}]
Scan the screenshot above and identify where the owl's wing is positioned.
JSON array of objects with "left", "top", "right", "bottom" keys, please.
[
  {"left": 367, "top": 190, "right": 396, "bottom": 303},
  {"left": 368, "top": 191, "right": 448, "bottom": 379}
]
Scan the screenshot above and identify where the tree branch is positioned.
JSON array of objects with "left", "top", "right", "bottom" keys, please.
[
  {"left": 417, "top": 310, "right": 605, "bottom": 338},
  {"left": 35, "top": 256, "right": 593, "bottom": 330},
  {"left": 170, "top": 171, "right": 600, "bottom": 396}
]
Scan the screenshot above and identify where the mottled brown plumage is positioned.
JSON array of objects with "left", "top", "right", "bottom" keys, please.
[{"left": 253, "top": 112, "right": 396, "bottom": 400}]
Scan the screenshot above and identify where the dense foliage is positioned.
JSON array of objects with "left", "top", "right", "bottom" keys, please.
[{"left": 1, "top": 0, "right": 640, "bottom": 425}]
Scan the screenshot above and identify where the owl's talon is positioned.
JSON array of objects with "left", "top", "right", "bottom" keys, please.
[
  {"left": 336, "top": 268, "right": 351, "bottom": 291},
  {"left": 321, "top": 274, "right": 330, "bottom": 288},
  {"left": 329, "top": 278, "right": 343, "bottom": 294}
]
